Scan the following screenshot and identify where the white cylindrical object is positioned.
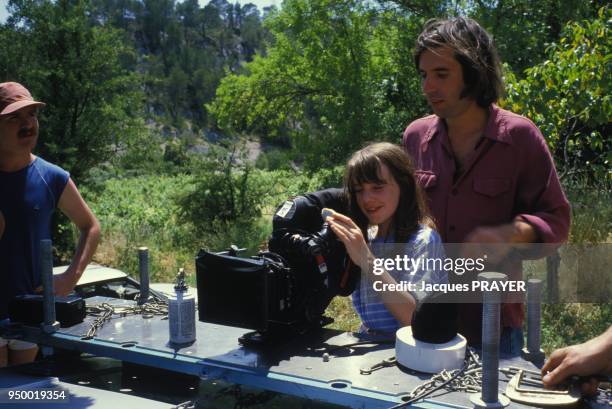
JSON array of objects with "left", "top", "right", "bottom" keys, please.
[
  {"left": 168, "top": 291, "right": 196, "bottom": 345},
  {"left": 395, "top": 326, "right": 466, "bottom": 373}
]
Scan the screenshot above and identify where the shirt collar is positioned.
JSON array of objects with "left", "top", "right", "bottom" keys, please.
[{"left": 422, "top": 104, "right": 513, "bottom": 147}]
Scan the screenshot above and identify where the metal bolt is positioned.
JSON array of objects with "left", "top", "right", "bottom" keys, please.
[
  {"left": 40, "top": 239, "right": 59, "bottom": 334},
  {"left": 138, "top": 247, "right": 150, "bottom": 305},
  {"left": 522, "top": 279, "right": 545, "bottom": 364},
  {"left": 470, "top": 272, "right": 509, "bottom": 408}
]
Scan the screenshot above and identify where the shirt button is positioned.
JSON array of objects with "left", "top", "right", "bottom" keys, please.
[
  {"left": 451, "top": 188, "right": 458, "bottom": 195},
  {"left": 449, "top": 225, "right": 456, "bottom": 232}
]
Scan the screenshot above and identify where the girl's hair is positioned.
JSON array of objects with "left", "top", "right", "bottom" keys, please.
[{"left": 344, "top": 142, "right": 433, "bottom": 242}]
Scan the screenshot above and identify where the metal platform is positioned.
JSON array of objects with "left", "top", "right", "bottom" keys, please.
[{"left": 2, "top": 297, "right": 608, "bottom": 408}]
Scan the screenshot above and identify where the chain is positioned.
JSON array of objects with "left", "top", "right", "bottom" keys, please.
[
  {"left": 409, "top": 348, "right": 482, "bottom": 396},
  {"left": 393, "top": 351, "right": 612, "bottom": 409},
  {"left": 82, "top": 299, "right": 168, "bottom": 340},
  {"left": 388, "top": 348, "right": 482, "bottom": 409}
]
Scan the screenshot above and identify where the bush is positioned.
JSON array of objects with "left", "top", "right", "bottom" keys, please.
[
  {"left": 177, "top": 143, "right": 267, "bottom": 237},
  {"left": 81, "top": 174, "right": 195, "bottom": 282},
  {"left": 563, "top": 177, "right": 611, "bottom": 244},
  {"left": 502, "top": 7, "right": 610, "bottom": 182},
  {"left": 255, "top": 148, "right": 295, "bottom": 171},
  {"left": 542, "top": 303, "right": 612, "bottom": 354}
]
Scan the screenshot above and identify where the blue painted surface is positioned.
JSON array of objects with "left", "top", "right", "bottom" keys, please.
[{"left": 2, "top": 297, "right": 608, "bottom": 409}]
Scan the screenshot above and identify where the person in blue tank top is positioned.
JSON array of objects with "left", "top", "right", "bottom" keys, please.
[
  {"left": 324, "top": 142, "right": 446, "bottom": 334},
  {"left": 0, "top": 82, "right": 100, "bottom": 367}
]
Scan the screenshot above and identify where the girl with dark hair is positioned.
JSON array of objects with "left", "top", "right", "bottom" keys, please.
[{"left": 325, "top": 142, "right": 446, "bottom": 334}]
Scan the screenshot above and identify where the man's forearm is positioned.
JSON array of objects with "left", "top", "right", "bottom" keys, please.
[
  {"left": 510, "top": 219, "right": 538, "bottom": 244},
  {"left": 67, "top": 222, "right": 100, "bottom": 279},
  {"left": 593, "top": 325, "right": 612, "bottom": 375}
]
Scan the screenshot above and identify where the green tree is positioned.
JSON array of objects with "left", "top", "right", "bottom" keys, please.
[
  {"left": 502, "top": 7, "right": 610, "bottom": 181},
  {"left": 471, "top": 0, "right": 601, "bottom": 73},
  {"left": 176, "top": 141, "right": 266, "bottom": 236},
  {"left": 0, "top": 0, "right": 145, "bottom": 182},
  {"left": 209, "top": 0, "right": 428, "bottom": 169},
  {"left": 141, "top": 0, "right": 176, "bottom": 54}
]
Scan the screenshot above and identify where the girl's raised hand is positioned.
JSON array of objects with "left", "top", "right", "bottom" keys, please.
[{"left": 323, "top": 208, "right": 372, "bottom": 270}]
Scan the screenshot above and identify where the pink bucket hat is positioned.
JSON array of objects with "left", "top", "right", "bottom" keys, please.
[{"left": 0, "top": 82, "right": 46, "bottom": 116}]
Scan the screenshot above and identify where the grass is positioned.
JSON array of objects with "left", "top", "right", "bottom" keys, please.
[
  {"left": 325, "top": 296, "right": 361, "bottom": 332},
  {"left": 541, "top": 303, "right": 612, "bottom": 354}
]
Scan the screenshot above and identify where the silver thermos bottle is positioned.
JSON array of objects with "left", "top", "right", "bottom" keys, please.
[{"left": 168, "top": 268, "right": 196, "bottom": 345}]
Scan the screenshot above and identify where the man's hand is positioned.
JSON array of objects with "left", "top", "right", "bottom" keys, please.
[
  {"left": 323, "top": 208, "right": 373, "bottom": 272},
  {"left": 52, "top": 270, "right": 79, "bottom": 297},
  {"left": 462, "top": 220, "right": 537, "bottom": 263},
  {"left": 57, "top": 178, "right": 100, "bottom": 290},
  {"left": 542, "top": 326, "right": 612, "bottom": 395}
]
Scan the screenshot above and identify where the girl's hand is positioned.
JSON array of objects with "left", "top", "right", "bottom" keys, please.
[{"left": 323, "top": 208, "right": 372, "bottom": 271}]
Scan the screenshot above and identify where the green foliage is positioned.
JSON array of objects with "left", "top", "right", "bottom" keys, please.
[
  {"left": 564, "top": 177, "right": 612, "bottom": 244},
  {"left": 208, "top": 0, "right": 428, "bottom": 169},
  {"left": 132, "top": 0, "right": 269, "bottom": 130},
  {"left": 542, "top": 303, "right": 612, "bottom": 354},
  {"left": 83, "top": 175, "right": 193, "bottom": 247},
  {"left": 81, "top": 174, "right": 196, "bottom": 282},
  {"left": 256, "top": 148, "right": 293, "bottom": 170},
  {"left": 176, "top": 140, "right": 343, "bottom": 248},
  {"left": 162, "top": 137, "right": 192, "bottom": 171},
  {"left": 210, "top": 1, "right": 608, "bottom": 175},
  {"left": 2, "top": 0, "right": 607, "bottom": 350},
  {"left": 325, "top": 296, "right": 360, "bottom": 332},
  {"left": 176, "top": 142, "right": 266, "bottom": 236},
  {"left": 84, "top": 165, "right": 345, "bottom": 280},
  {"left": 0, "top": 0, "right": 146, "bottom": 183},
  {"left": 502, "top": 7, "right": 611, "bottom": 182},
  {"left": 471, "top": 0, "right": 599, "bottom": 73}
]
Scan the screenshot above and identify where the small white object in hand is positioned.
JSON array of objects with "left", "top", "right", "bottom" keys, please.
[{"left": 321, "top": 208, "right": 333, "bottom": 221}]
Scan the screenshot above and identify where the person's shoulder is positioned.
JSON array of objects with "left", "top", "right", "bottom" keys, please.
[
  {"left": 33, "top": 157, "right": 69, "bottom": 177},
  {"left": 404, "top": 114, "right": 437, "bottom": 135},
  {"left": 411, "top": 224, "right": 442, "bottom": 246},
  {"left": 31, "top": 157, "right": 70, "bottom": 189},
  {"left": 496, "top": 106, "right": 546, "bottom": 146},
  {"left": 403, "top": 114, "right": 437, "bottom": 147},
  {"left": 404, "top": 225, "right": 443, "bottom": 256}
]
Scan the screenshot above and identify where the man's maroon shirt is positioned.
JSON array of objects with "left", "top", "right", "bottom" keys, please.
[{"left": 403, "top": 104, "right": 570, "bottom": 345}]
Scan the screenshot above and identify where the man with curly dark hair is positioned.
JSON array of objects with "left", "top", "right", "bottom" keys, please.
[{"left": 403, "top": 18, "right": 570, "bottom": 355}]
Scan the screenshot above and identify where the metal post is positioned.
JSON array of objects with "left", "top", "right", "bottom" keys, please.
[
  {"left": 40, "top": 239, "right": 59, "bottom": 334},
  {"left": 522, "top": 279, "right": 545, "bottom": 364},
  {"left": 470, "top": 272, "right": 510, "bottom": 408},
  {"left": 138, "top": 247, "right": 150, "bottom": 305},
  {"left": 546, "top": 250, "right": 560, "bottom": 303}
]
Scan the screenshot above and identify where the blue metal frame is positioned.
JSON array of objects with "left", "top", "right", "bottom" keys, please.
[{"left": 10, "top": 325, "right": 465, "bottom": 409}]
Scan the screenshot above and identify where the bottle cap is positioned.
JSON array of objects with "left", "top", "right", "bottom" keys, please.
[{"left": 174, "top": 268, "right": 188, "bottom": 292}]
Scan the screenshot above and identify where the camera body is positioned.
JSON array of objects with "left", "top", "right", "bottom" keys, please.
[
  {"left": 268, "top": 188, "right": 359, "bottom": 300},
  {"left": 195, "top": 189, "right": 360, "bottom": 344}
]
